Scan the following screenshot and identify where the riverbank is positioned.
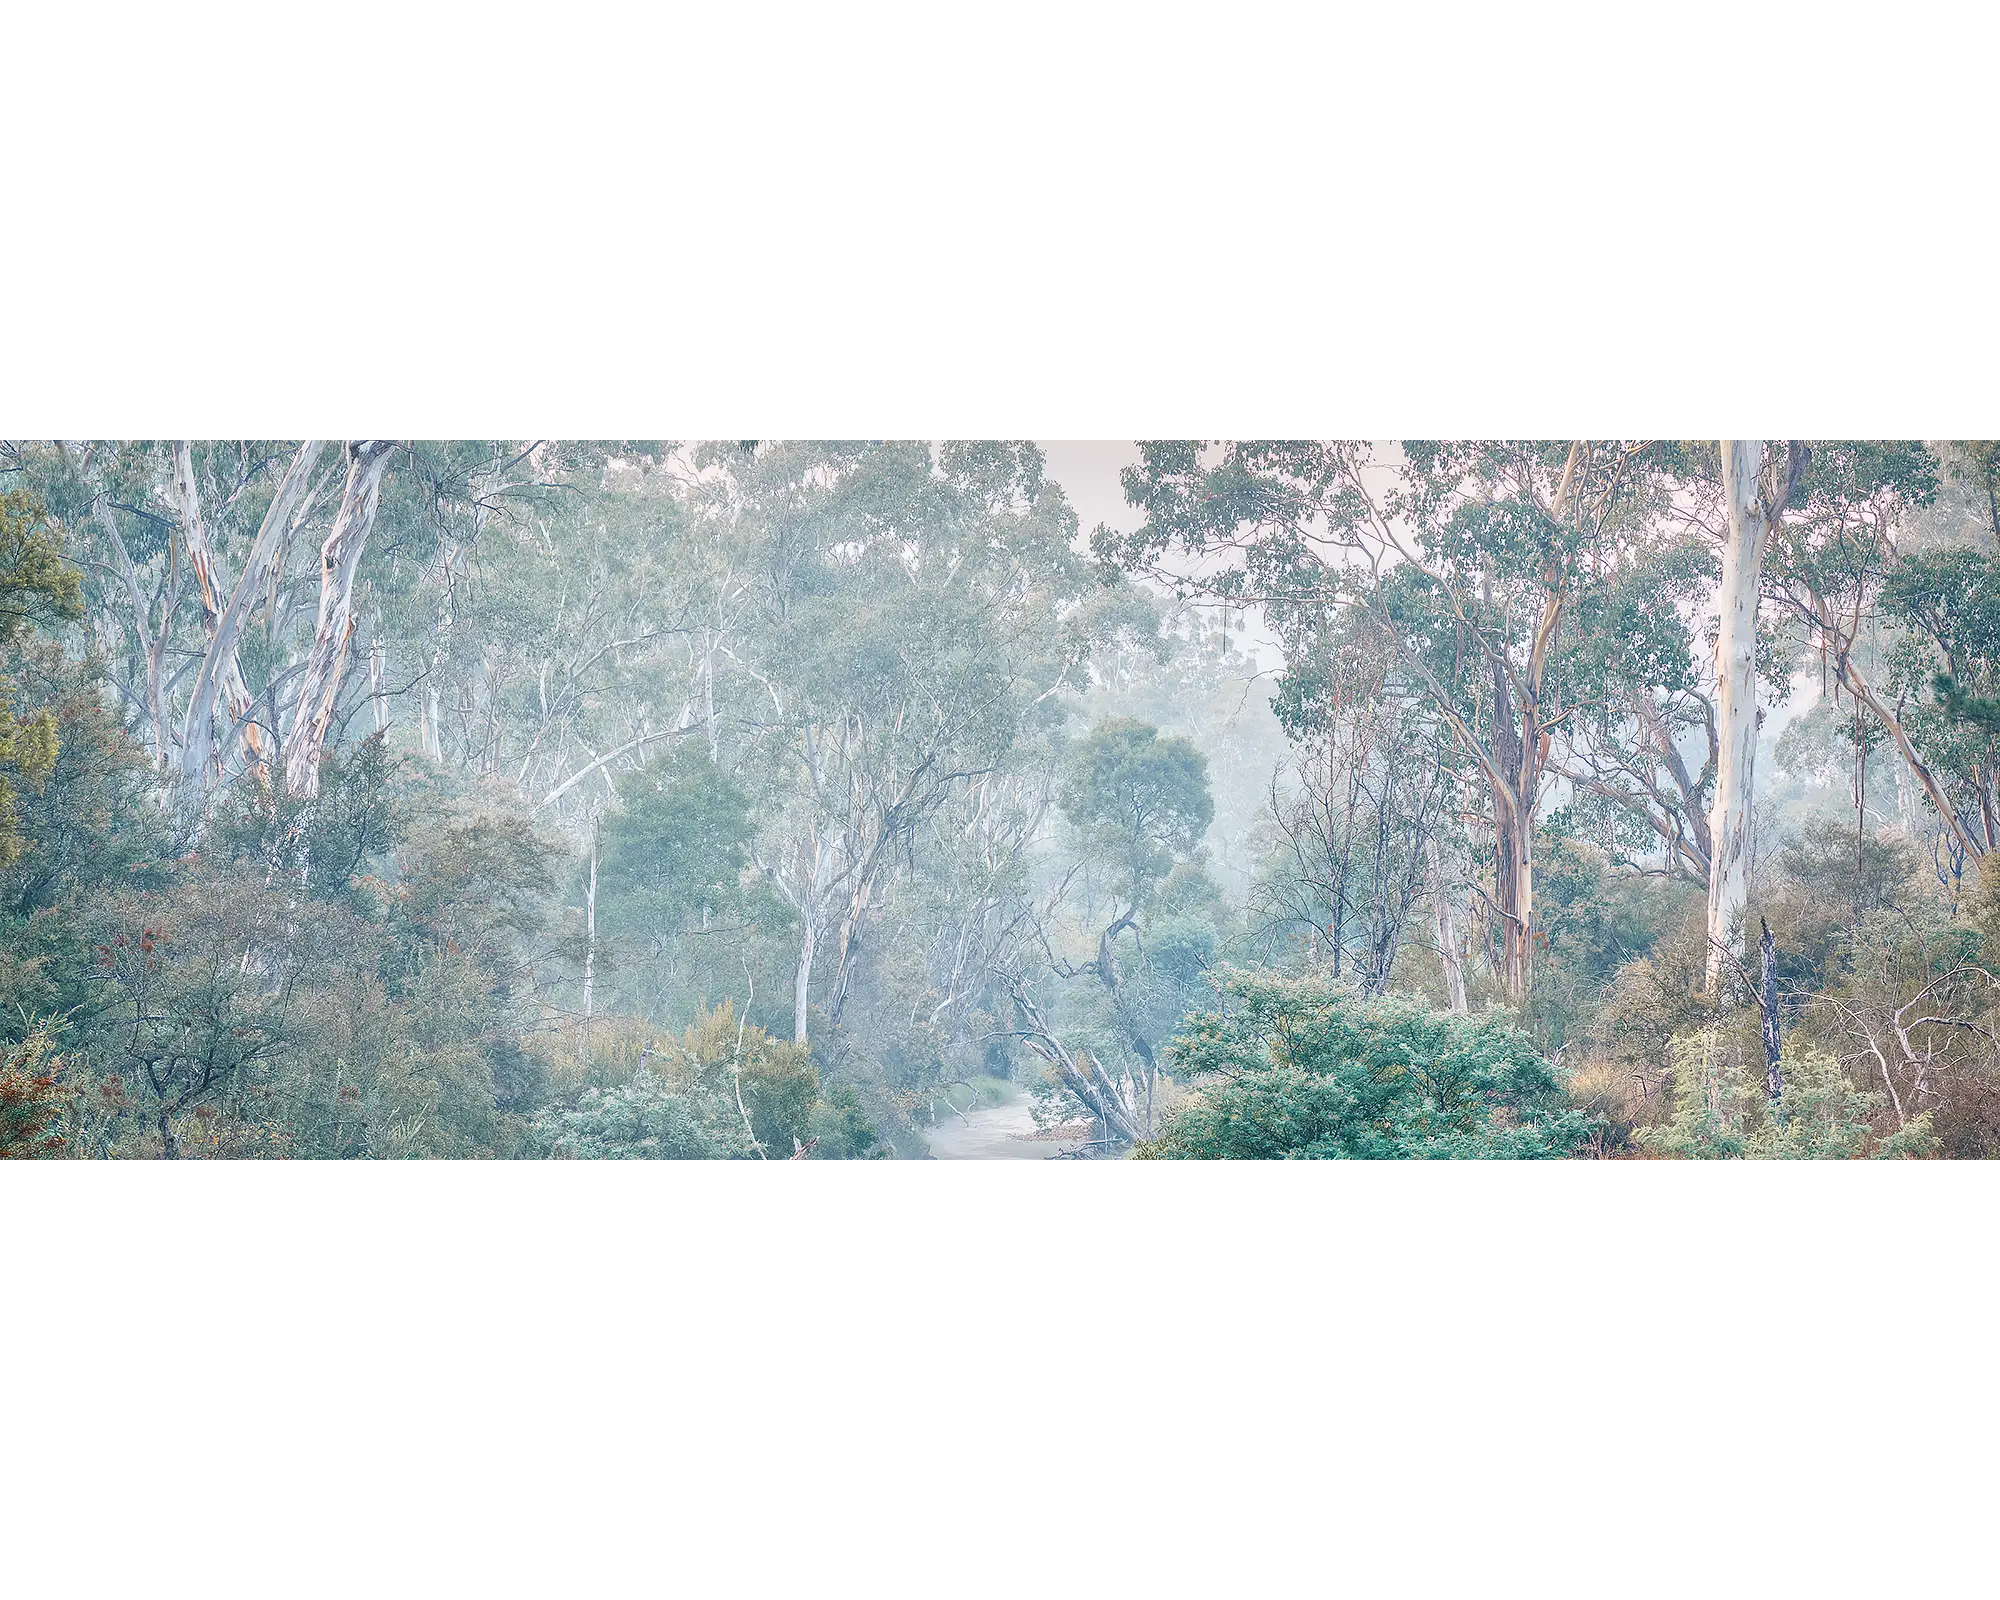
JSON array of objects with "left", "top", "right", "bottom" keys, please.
[{"left": 921, "top": 1089, "right": 1097, "bottom": 1160}]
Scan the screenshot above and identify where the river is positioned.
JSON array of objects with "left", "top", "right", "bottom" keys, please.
[{"left": 921, "top": 1091, "right": 1098, "bottom": 1160}]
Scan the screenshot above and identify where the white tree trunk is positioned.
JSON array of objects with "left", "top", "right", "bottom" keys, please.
[
  {"left": 177, "top": 441, "right": 325, "bottom": 794},
  {"left": 580, "top": 817, "right": 599, "bottom": 1065},
  {"left": 368, "top": 613, "right": 390, "bottom": 736},
  {"left": 1426, "top": 833, "right": 1468, "bottom": 1014},
  {"left": 284, "top": 442, "right": 397, "bottom": 795},
  {"left": 792, "top": 915, "right": 817, "bottom": 1046},
  {"left": 420, "top": 680, "right": 444, "bottom": 761},
  {"left": 1705, "top": 441, "right": 1773, "bottom": 991}
]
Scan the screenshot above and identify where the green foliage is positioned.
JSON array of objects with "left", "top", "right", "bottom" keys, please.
[
  {"left": 1632, "top": 1030, "right": 1750, "bottom": 1159},
  {"left": 0, "top": 492, "right": 85, "bottom": 870},
  {"left": 1756, "top": 1049, "right": 1935, "bottom": 1160},
  {"left": 1636, "top": 1030, "right": 1935, "bottom": 1160},
  {"left": 810, "top": 1080, "right": 887, "bottom": 1159},
  {"left": 1528, "top": 834, "right": 1700, "bottom": 1052},
  {"left": 208, "top": 735, "right": 408, "bottom": 915},
  {"left": 535, "top": 1066, "right": 752, "bottom": 1160},
  {"left": 0, "top": 491, "right": 83, "bottom": 647},
  {"left": 1138, "top": 968, "right": 1588, "bottom": 1159},
  {"left": 673, "top": 1002, "right": 819, "bottom": 1155},
  {"left": 532, "top": 1002, "right": 885, "bottom": 1159},
  {"left": 0, "top": 1021, "right": 68, "bottom": 1159},
  {"left": 598, "top": 745, "right": 768, "bottom": 948},
  {"left": 17, "top": 437, "right": 2000, "bottom": 1161},
  {"left": 1060, "top": 717, "right": 1213, "bottom": 904}
]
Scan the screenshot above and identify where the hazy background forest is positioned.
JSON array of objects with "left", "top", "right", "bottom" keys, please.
[{"left": 4, "top": 437, "right": 1999, "bottom": 1160}]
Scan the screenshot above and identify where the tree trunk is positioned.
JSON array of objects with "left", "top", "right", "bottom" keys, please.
[
  {"left": 825, "top": 872, "right": 878, "bottom": 1029},
  {"left": 1759, "top": 918, "right": 1783, "bottom": 1106},
  {"left": 1496, "top": 800, "right": 1533, "bottom": 1000},
  {"left": 1487, "top": 649, "right": 1535, "bottom": 1001},
  {"left": 793, "top": 915, "right": 817, "bottom": 1046},
  {"left": 1706, "top": 441, "right": 1776, "bottom": 992},
  {"left": 1827, "top": 631, "right": 1986, "bottom": 863},
  {"left": 419, "top": 682, "right": 443, "bottom": 761},
  {"left": 369, "top": 618, "right": 390, "bottom": 736},
  {"left": 580, "top": 818, "right": 598, "bottom": 1067},
  {"left": 1426, "top": 833, "right": 1468, "bottom": 1013},
  {"left": 176, "top": 441, "right": 325, "bottom": 795},
  {"left": 170, "top": 441, "right": 260, "bottom": 791},
  {"left": 1003, "top": 975, "right": 1143, "bottom": 1147},
  {"left": 283, "top": 442, "right": 397, "bottom": 796}
]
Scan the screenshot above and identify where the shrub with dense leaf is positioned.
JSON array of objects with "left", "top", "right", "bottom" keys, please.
[
  {"left": 1137, "top": 969, "right": 1589, "bottom": 1159},
  {"left": 1636, "top": 1029, "right": 1935, "bottom": 1159},
  {"left": 535, "top": 1066, "right": 752, "bottom": 1160},
  {"left": 0, "top": 1022, "right": 66, "bottom": 1158}
]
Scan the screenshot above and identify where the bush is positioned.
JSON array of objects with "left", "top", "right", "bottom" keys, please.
[
  {"left": 1136, "top": 968, "right": 1588, "bottom": 1160},
  {"left": 0, "top": 1022, "right": 66, "bottom": 1158},
  {"left": 534, "top": 1066, "right": 751, "bottom": 1160},
  {"left": 1635, "top": 1029, "right": 1935, "bottom": 1160}
]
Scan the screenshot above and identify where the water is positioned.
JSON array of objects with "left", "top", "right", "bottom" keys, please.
[{"left": 922, "top": 1092, "right": 1095, "bottom": 1160}]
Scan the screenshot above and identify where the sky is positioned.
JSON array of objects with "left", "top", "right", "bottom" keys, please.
[{"left": 1035, "top": 439, "right": 1145, "bottom": 540}]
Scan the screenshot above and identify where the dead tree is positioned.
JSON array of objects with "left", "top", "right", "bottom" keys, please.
[{"left": 998, "top": 972, "right": 1144, "bottom": 1147}]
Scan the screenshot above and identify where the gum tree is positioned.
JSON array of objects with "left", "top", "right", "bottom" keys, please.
[{"left": 1100, "top": 440, "right": 1673, "bottom": 1002}]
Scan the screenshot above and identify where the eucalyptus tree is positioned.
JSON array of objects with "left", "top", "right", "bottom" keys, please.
[
  {"left": 1, "top": 439, "right": 403, "bottom": 806},
  {"left": 689, "top": 440, "right": 1135, "bottom": 1048},
  {"left": 1759, "top": 443, "right": 1980, "bottom": 865},
  {"left": 1545, "top": 518, "right": 1721, "bottom": 886},
  {"left": 972, "top": 713, "right": 1225, "bottom": 1144},
  {"left": 1052, "top": 717, "right": 1214, "bottom": 1118},
  {"left": 1101, "top": 440, "right": 1677, "bottom": 1002},
  {"left": 168, "top": 440, "right": 326, "bottom": 795},
  {"left": 1253, "top": 614, "right": 1457, "bottom": 996},
  {"left": 1698, "top": 441, "right": 1810, "bottom": 985},
  {"left": 357, "top": 441, "right": 695, "bottom": 810},
  {"left": 1882, "top": 546, "right": 2000, "bottom": 854},
  {"left": 282, "top": 442, "right": 399, "bottom": 795}
]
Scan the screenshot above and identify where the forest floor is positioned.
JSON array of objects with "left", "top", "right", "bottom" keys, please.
[{"left": 921, "top": 1089, "right": 1096, "bottom": 1160}]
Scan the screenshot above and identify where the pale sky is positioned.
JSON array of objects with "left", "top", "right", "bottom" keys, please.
[{"left": 1035, "top": 439, "right": 1145, "bottom": 539}]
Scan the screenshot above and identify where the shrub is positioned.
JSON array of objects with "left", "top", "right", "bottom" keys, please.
[{"left": 1136, "top": 968, "right": 1588, "bottom": 1160}]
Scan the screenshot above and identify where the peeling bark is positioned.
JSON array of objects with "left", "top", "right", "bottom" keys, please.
[
  {"left": 1705, "top": 441, "right": 1806, "bottom": 991},
  {"left": 176, "top": 440, "right": 325, "bottom": 794},
  {"left": 283, "top": 442, "right": 397, "bottom": 796}
]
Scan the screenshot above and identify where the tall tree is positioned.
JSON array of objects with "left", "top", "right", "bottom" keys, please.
[
  {"left": 695, "top": 441, "right": 1130, "bottom": 1046},
  {"left": 171, "top": 440, "right": 326, "bottom": 797},
  {"left": 1704, "top": 441, "right": 1807, "bottom": 989},
  {"left": 1764, "top": 443, "right": 1979, "bottom": 867},
  {"left": 1101, "top": 440, "right": 1667, "bottom": 1002},
  {"left": 284, "top": 441, "right": 398, "bottom": 795}
]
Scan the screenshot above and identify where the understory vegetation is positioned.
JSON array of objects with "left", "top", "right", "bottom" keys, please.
[{"left": 4, "top": 439, "right": 2000, "bottom": 1158}]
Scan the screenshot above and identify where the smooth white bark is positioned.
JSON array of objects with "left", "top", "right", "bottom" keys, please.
[
  {"left": 1705, "top": 441, "right": 1772, "bottom": 991},
  {"left": 177, "top": 441, "right": 325, "bottom": 793},
  {"left": 284, "top": 442, "right": 397, "bottom": 795},
  {"left": 580, "top": 817, "right": 599, "bottom": 1064},
  {"left": 1426, "top": 833, "right": 1468, "bottom": 1014}
]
